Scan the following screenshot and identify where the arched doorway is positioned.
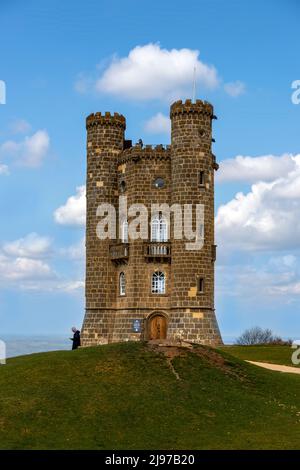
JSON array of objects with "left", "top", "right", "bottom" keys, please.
[{"left": 148, "top": 314, "right": 167, "bottom": 340}]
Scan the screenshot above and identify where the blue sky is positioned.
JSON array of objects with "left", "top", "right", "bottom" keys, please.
[{"left": 0, "top": 0, "right": 299, "bottom": 339}]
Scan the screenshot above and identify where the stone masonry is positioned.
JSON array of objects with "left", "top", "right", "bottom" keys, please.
[{"left": 81, "top": 99, "right": 223, "bottom": 346}]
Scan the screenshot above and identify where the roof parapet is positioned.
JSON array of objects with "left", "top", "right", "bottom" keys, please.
[
  {"left": 170, "top": 99, "right": 214, "bottom": 118},
  {"left": 86, "top": 111, "right": 126, "bottom": 130},
  {"left": 119, "top": 144, "right": 171, "bottom": 163}
]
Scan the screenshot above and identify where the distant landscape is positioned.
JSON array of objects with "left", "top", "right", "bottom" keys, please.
[
  {"left": 2, "top": 335, "right": 70, "bottom": 358},
  {"left": 1, "top": 335, "right": 297, "bottom": 358},
  {"left": 1, "top": 335, "right": 237, "bottom": 358}
]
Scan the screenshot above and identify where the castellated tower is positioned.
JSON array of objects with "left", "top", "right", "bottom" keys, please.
[
  {"left": 81, "top": 100, "right": 222, "bottom": 346},
  {"left": 85, "top": 112, "right": 125, "bottom": 341}
]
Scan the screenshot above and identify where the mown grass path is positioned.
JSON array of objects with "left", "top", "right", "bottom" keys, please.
[{"left": 221, "top": 345, "right": 299, "bottom": 367}]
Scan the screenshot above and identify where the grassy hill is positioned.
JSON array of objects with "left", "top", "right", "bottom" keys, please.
[{"left": 0, "top": 342, "right": 300, "bottom": 450}]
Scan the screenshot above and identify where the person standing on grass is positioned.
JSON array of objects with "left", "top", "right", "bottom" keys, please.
[{"left": 70, "top": 327, "right": 81, "bottom": 350}]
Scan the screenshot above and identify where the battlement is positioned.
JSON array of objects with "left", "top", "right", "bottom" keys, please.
[
  {"left": 119, "top": 144, "right": 171, "bottom": 163},
  {"left": 86, "top": 111, "right": 126, "bottom": 130},
  {"left": 170, "top": 99, "right": 214, "bottom": 119}
]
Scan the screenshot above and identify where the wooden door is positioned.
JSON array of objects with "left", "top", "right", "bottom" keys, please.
[{"left": 149, "top": 315, "right": 167, "bottom": 340}]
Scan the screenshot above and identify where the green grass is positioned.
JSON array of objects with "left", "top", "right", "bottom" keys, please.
[
  {"left": 0, "top": 342, "right": 300, "bottom": 450},
  {"left": 220, "top": 345, "right": 299, "bottom": 367}
]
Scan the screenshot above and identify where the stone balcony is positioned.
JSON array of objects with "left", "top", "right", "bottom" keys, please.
[
  {"left": 144, "top": 242, "right": 171, "bottom": 262},
  {"left": 109, "top": 243, "right": 129, "bottom": 264}
]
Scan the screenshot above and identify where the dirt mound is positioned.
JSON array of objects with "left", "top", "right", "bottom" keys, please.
[{"left": 146, "top": 341, "right": 248, "bottom": 381}]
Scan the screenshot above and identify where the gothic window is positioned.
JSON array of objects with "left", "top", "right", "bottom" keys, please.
[
  {"left": 121, "top": 220, "right": 128, "bottom": 243},
  {"left": 151, "top": 214, "right": 168, "bottom": 242},
  {"left": 119, "top": 272, "right": 126, "bottom": 296},
  {"left": 152, "top": 271, "right": 165, "bottom": 294}
]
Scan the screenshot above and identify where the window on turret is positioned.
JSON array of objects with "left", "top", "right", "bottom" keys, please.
[
  {"left": 197, "top": 278, "right": 204, "bottom": 293},
  {"left": 199, "top": 171, "right": 205, "bottom": 186},
  {"left": 119, "top": 272, "right": 126, "bottom": 296},
  {"left": 152, "top": 271, "right": 165, "bottom": 294}
]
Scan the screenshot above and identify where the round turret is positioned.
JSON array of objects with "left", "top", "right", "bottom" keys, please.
[{"left": 86, "top": 111, "right": 126, "bottom": 131}]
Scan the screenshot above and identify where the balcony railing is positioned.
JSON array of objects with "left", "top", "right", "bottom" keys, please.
[
  {"left": 109, "top": 243, "right": 129, "bottom": 264},
  {"left": 144, "top": 242, "right": 171, "bottom": 261}
]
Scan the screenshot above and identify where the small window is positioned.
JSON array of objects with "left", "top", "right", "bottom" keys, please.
[
  {"left": 120, "top": 180, "right": 126, "bottom": 193},
  {"left": 197, "top": 278, "right": 204, "bottom": 293},
  {"left": 152, "top": 271, "right": 165, "bottom": 294},
  {"left": 153, "top": 177, "right": 165, "bottom": 189},
  {"left": 119, "top": 272, "right": 126, "bottom": 296},
  {"left": 199, "top": 171, "right": 205, "bottom": 186}
]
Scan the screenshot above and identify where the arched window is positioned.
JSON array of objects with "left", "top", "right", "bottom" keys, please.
[
  {"left": 119, "top": 272, "right": 126, "bottom": 296},
  {"left": 151, "top": 271, "right": 165, "bottom": 294},
  {"left": 151, "top": 214, "right": 168, "bottom": 242},
  {"left": 121, "top": 220, "right": 128, "bottom": 243}
]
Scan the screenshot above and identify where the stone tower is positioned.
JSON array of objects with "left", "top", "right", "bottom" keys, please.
[{"left": 82, "top": 99, "right": 222, "bottom": 346}]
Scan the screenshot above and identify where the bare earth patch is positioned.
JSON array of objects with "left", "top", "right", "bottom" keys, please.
[{"left": 146, "top": 340, "right": 248, "bottom": 381}]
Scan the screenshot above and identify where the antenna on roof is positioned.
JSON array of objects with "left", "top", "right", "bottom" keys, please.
[{"left": 192, "top": 66, "right": 197, "bottom": 103}]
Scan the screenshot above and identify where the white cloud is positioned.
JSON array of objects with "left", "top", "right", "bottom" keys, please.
[
  {"left": 144, "top": 113, "right": 171, "bottom": 134},
  {"left": 0, "top": 252, "right": 54, "bottom": 282},
  {"left": 271, "top": 281, "right": 300, "bottom": 295},
  {"left": 224, "top": 80, "right": 246, "bottom": 97},
  {"left": 0, "top": 130, "right": 50, "bottom": 168},
  {"left": 14, "top": 278, "right": 85, "bottom": 293},
  {"left": 0, "top": 164, "right": 9, "bottom": 175},
  {"left": 61, "top": 237, "right": 85, "bottom": 259},
  {"left": 55, "top": 280, "right": 85, "bottom": 292},
  {"left": 3, "top": 233, "right": 52, "bottom": 258},
  {"left": 268, "top": 254, "right": 297, "bottom": 269},
  {"left": 0, "top": 233, "right": 84, "bottom": 292},
  {"left": 9, "top": 119, "right": 31, "bottom": 135},
  {"left": 54, "top": 185, "right": 86, "bottom": 227},
  {"left": 216, "top": 153, "right": 299, "bottom": 184},
  {"left": 216, "top": 155, "right": 300, "bottom": 251},
  {"left": 95, "top": 43, "right": 219, "bottom": 101},
  {"left": 18, "top": 279, "right": 84, "bottom": 293},
  {"left": 217, "top": 258, "right": 298, "bottom": 302},
  {"left": 0, "top": 233, "right": 54, "bottom": 285},
  {"left": 0, "top": 229, "right": 85, "bottom": 293}
]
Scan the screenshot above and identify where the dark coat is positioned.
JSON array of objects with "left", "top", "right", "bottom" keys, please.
[{"left": 72, "top": 330, "right": 81, "bottom": 350}]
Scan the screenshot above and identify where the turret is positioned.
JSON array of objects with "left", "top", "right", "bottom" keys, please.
[
  {"left": 82, "top": 112, "right": 125, "bottom": 345},
  {"left": 169, "top": 99, "right": 221, "bottom": 344}
]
